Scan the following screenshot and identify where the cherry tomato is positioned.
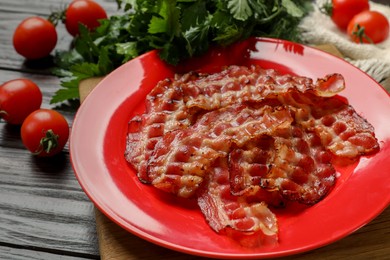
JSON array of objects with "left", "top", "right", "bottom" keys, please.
[
  {"left": 0, "top": 79, "right": 42, "bottom": 125},
  {"left": 65, "top": 0, "right": 108, "bottom": 36},
  {"left": 323, "top": 0, "right": 369, "bottom": 31},
  {"left": 13, "top": 17, "right": 57, "bottom": 60},
  {"left": 347, "top": 11, "right": 389, "bottom": 44},
  {"left": 21, "top": 109, "right": 70, "bottom": 157}
]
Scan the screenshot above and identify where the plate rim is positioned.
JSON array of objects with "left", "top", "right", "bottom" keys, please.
[{"left": 70, "top": 37, "right": 390, "bottom": 259}]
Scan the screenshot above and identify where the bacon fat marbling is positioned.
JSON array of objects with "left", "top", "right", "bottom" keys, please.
[{"left": 125, "top": 65, "right": 379, "bottom": 246}]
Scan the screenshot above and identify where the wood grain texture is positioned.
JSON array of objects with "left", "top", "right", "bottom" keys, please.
[
  {"left": 94, "top": 207, "right": 390, "bottom": 259},
  {"left": 0, "top": 146, "right": 100, "bottom": 257},
  {"left": 0, "top": 1, "right": 107, "bottom": 258},
  {"left": 0, "top": 71, "right": 97, "bottom": 257},
  {"left": 95, "top": 209, "right": 205, "bottom": 260},
  {"left": 0, "top": 0, "right": 118, "bottom": 73},
  {"left": 0, "top": 70, "right": 76, "bottom": 152},
  {"left": 0, "top": 0, "right": 389, "bottom": 259},
  {"left": 0, "top": 245, "right": 94, "bottom": 260},
  {"left": 0, "top": 0, "right": 118, "bottom": 14}
]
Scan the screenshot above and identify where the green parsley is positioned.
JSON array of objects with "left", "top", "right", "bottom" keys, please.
[{"left": 51, "top": 0, "right": 312, "bottom": 104}]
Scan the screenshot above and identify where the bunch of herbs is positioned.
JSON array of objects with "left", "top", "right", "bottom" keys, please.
[{"left": 52, "top": 0, "right": 312, "bottom": 104}]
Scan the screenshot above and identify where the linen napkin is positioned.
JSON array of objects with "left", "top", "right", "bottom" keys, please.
[{"left": 299, "top": 0, "right": 390, "bottom": 91}]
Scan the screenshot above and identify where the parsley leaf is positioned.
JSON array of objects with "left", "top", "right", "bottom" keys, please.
[
  {"left": 227, "top": 0, "right": 253, "bottom": 21},
  {"left": 281, "top": 0, "right": 305, "bottom": 18},
  {"left": 51, "top": 0, "right": 312, "bottom": 104},
  {"left": 148, "top": 0, "right": 181, "bottom": 37}
]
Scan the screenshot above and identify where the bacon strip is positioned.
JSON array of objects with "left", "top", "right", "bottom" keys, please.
[
  {"left": 125, "top": 65, "right": 379, "bottom": 246},
  {"left": 184, "top": 66, "right": 345, "bottom": 112},
  {"left": 279, "top": 92, "right": 380, "bottom": 159},
  {"left": 125, "top": 77, "right": 193, "bottom": 182},
  {"left": 260, "top": 126, "right": 336, "bottom": 204},
  {"left": 126, "top": 65, "right": 347, "bottom": 179},
  {"left": 229, "top": 136, "right": 275, "bottom": 196},
  {"left": 197, "top": 158, "right": 279, "bottom": 247},
  {"left": 228, "top": 124, "right": 336, "bottom": 205},
  {"left": 147, "top": 104, "right": 293, "bottom": 198}
]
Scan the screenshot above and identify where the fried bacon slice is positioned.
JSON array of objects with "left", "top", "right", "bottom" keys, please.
[
  {"left": 125, "top": 65, "right": 380, "bottom": 245},
  {"left": 125, "top": 65, "right": 346, "bottom": 180},
  {"left": 260, "top": 126, "right": 336, "bottom": 204},
  {"left": 125, "top": 76, "right": 193, "bottom": 182},
  {"left": 197, "top": 158, "right": 279, "bottom": 247},
  {"left": 229, "top": 125, "right": 336, "bottom": 205},
  {"left": 228, "top": 136, "right": 275, "bottom": 197},
  {"left": 147, "top": 104, "right": 293, "bottom": 198},
  {"left": 278, "top": 92, "right": 380, "bottom": 160},
  {"left": 184, "top": 66, "right": 345, "bottom": 111}
]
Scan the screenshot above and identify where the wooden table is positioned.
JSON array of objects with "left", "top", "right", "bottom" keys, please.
[{"left": 0, "top": 1, "right": 389, "bottom": 259}]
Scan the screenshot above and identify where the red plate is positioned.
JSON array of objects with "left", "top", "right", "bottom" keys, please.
[{"left": 70, "top": 37, "right": 390, "bottom": 258}]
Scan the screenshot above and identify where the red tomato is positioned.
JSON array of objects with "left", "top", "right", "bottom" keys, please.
[
  {"left": 21, "top": 109, "right": 70, "bottom": 157},
  {"left": 324, "top": 0, "right": 370, "bottom": 31},
  {"left": 65, "top": 0, "right": 108, "bottom": 36},
  {"left": 0, "top": 79, "right": 42, "bottom": 125},
  {"left": 347, "top": 11, "right": 389, "bottom": 44},
  {"left": 13, "top": 17, "right": 57, "bottom": 60}
]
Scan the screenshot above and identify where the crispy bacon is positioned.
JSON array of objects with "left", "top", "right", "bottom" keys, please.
[
  {"left": 184, "top": 66, "right": 345, "bottom": 112},
  {"left": 278, "top": 92, "right": 380, "bottom": 159},
  {"left": 147, "top": 104, "right": 293, "bottom": 198},
  {"left": 229, "top": 136, "right": 275, "bottom": 196},
  {"left": 228, "top": 125, "right": 336, "bottom": 205},
  {"left": 260, "top": 126, "right": 336, "bottom": 204},
  {"left": 197, "top": 158, "right": 279, "bottom": 247},
  {"left": 125, "top": 77, "right": 193, "bottom": 182},
  {"left": 125, "top": 65, "right": 379, "bottom": 245},
  {"left": 126, "top": 66, "right": 347, "bottom": 179}
]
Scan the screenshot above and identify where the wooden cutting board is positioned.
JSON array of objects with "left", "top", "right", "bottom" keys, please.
[{"left": 78, "top": 45, "right": 390, "bottom": 260}]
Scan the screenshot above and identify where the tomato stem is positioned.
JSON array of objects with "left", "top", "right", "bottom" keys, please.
[
  {"left": 352, "top": 24, "right": 373, "bottom": 44},
  {"left": 33, "top": 129, "right": 59, "bottom": 155},
  {"left": 48, "top": 5, "right": 67, "bottom": 26}
]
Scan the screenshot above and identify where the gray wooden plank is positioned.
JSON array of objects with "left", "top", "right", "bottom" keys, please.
[
  {"left": 0, "top": 0, "right": 118, "bottom": 72},
  {"left": 0, "top": 245, "right": 97, "bottom": 260},
  {"left": 0, "top": 11, "right": 71, "bottom": 73},
  {"left": 0, "top": 69, "right": 77, "bottom": 151},
  {"left": 0, "top": 146, "right": 99, "bottom": 258},
  {"left": 0, "top": 0, "right": 118, "bottom": 15},
  {"left": 0, "top": 0, "right": 386, "bottom": 259},
  {"left": 0, "top": 69, "right": 78, "bottom": 112}
]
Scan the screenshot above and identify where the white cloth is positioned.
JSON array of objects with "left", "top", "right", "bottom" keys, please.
[{"left": 299, "top": 0, "right": 390, "bottom": 89}]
